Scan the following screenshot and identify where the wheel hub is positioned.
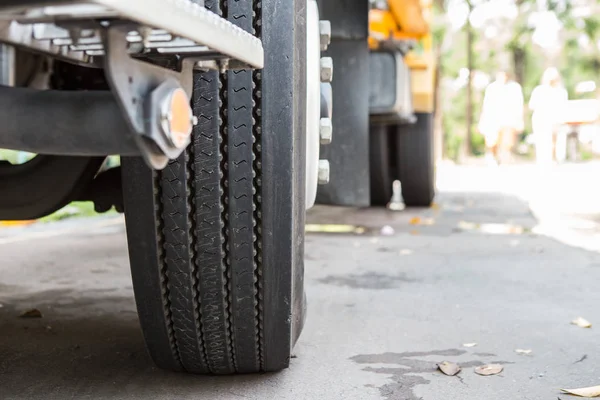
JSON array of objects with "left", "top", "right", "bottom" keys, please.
[{"left": 305, "top": 0, "right": 332, "bottom": 210}]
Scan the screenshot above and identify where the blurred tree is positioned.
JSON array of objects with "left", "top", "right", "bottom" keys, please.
[
  {"left": 505, "top": 0, "right": 535, "bottom": 86},
  {"left": 432, "top": 0, "right": 447, "bottom": 161},
  {"left": 465, "top": 0, "right": 474, "bottom": 157}
]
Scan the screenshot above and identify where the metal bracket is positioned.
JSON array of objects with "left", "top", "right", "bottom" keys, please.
[{"left": 103, "top": 26, "right": 194, "bottom": 169}]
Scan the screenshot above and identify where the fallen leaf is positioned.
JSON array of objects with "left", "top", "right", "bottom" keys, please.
[
  {"left": 408, "top": 217, "right": 435, "bottom": 226},
  {"left": 305, "top": 224, "right": 367, "bottom": 234},
  {"left": 572, "top": 317, "right": 592, "bottom": 328},
  {"left": 354, "top": 227, "right": 366, "bottom": 235},
  {"left": 515, "top": 349, "right": 532, "bottom": 355},
  {"left": 478, "top": 223, "right": 524, "bottom": 235},
  {"left": 437, "top": 361, "right": 461, "bottom": 376},
  {"left": 560, "top": 385, "right": 600, "bottom": 397},
  {"left": 19, "top": 308, "right": 42, "bottom": 318},
  {"left": 463, "top": 343, "right": 478, "bottom": 348},
  {"left": 409, "top": 217, "right": 421, "bottom": 225},
  {"left": 431, "top": 202, "right": 441, "bottom": 211},
  {"left": 410, "top": 230, "right": 420, "bottom": 236},
  {"left": 474, "top": 364, "right": 503, "bottom": 376},
  {"left": 574, "top": 355, "right": 588, "bottom": 364}
]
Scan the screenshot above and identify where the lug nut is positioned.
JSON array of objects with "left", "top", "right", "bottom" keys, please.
[
  {"left": 319, "top": 20, "right": 331, "bottom": 51},
  {"left": 319, "top": 118, "right": 332, "bottom": 145},
  {"left": 320, "top": 57, "right": 333, "bottom": 83},
  {"left": 318, "top": 160, "right": 330, "bottom": 185}
]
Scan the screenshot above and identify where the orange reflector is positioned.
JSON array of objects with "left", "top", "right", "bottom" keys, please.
[{"left": 167, "top": 88, "right": 193, "bottom": 148}]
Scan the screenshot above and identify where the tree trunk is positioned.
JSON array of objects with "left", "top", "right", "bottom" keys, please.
[
  {"left": 465, "top": 6, "right": 474, "bottom": 159},
  {"left": 512, "top": 46, "right": 526, "bottom": 86},
  {"left": 432, "top": 0, "right": 445, "bottom": 162},
  {"left": 433, "top": 41, "right": 444, "bottom": 162}
]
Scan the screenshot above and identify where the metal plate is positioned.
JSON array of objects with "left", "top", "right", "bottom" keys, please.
[
  {"left": 0, "top": 0, "right": 263, "bottom": 68},
  {"left": 316, "top": 0, "right": 368, "bottom": 40},
  {"left": 369, "top": 50, "right": 415, "bottom": 123},
  {"left": 315, "top": 39, "right": 370, "bottom": 207}
]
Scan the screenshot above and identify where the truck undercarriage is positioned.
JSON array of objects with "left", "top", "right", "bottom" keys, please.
[{"left": 0, "top": 0, "right": 433, "bottom": 375}]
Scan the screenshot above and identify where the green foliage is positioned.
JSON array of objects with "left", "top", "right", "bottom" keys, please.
[{"left": 439, "top": 0, "right": 600, "bottom": 160}]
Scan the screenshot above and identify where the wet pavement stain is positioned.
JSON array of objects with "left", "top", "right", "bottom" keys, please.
[
  {"left": 318, "top": 272, "right": 417, "bottom": 289},
  {"left": 351, "top": 349, "right": 510, "bottom": 400}
]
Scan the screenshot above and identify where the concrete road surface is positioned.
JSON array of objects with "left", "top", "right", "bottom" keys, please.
[{"left": 2, "top": 163, "right": 600, "bottom": 399}]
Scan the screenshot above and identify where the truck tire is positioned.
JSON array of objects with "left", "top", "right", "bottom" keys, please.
[
  {"left": 396, "top": 112, "right": 435, "bottom": 207},
  {"left": 369, "top": 124, "right": 393, "bottom": 206},
  {"left": 121, "top": 0, "right": 306, "bottom": 374}
]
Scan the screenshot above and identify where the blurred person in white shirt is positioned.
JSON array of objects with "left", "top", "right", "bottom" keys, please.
[
  {"left": 478, "top": 70, "right": 525, "bottom": 165},
  {"left": 529, "top": 67, "right": 568, "bottom": 165}
]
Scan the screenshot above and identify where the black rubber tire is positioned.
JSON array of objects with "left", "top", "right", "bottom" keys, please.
[
  {"left": 369, "top": 124, "right": 393, "bottom": 206},
  {"left": 396, "top": 112, "right": 435, "bottom": 207},
  {"left": 121, "top": 0, "right": 306, "bottom": 374}
]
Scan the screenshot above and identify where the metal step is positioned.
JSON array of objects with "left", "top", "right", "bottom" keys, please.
[{"left": 0, "top": 0, "right": 263, "bottom": 69}]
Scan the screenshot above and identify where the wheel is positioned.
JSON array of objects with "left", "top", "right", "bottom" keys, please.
[
  {"left": 369, "top": 124, "right": 393, "bottom": 206},
  {"left": 396, "top": 112, "right": 435, "bottom": 207},
  {"left": 121, "top": 0, "right": 307, "bottom": 374}
]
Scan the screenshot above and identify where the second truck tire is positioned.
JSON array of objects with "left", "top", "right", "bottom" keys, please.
[
  {"left": 121, "top": 0, "right": 307, "bottom": 374},
  {"left": 369, "top": 113, "right": 435, "bottom": 207},
  {"left": 396, "top": 112, "right": 435, "bottom": 207}
]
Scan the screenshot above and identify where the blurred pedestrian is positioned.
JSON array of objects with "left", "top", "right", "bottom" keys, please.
[
  {"left": 478, "top": 70, "right": 524, "bottom": 165},
  {"left": 528, "top": 67, "right": 568, "bottom": 165}
]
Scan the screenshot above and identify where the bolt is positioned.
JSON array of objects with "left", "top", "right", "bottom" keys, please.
[
  {"left": 319, "top": 20, "right": 331, "bottom": 51},
  {"left": 320, "top": 57, "right": 333, "bottom": 83},
  {"left": 319, "top": 118, "right": 332, "bottom": 145},
  {"left": 138, "top": 26, "right": 153, "bottom": 48},
  {"left": 158, "top": 87, "right": 193, "bottom": 149},
  {"left": 69, "top": 28, "right": 82, "bottom": 45},
  {"left": 219, "top": 59, "right": 230, "bottom": 74},
  {"left": 318, "top": 160, "right": 330, "bottom": 185}
]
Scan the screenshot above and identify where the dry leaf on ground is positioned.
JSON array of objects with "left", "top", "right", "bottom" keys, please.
[
  {"left": 515, "top": 349, "right": 532, "bottom": 355},
  {"left": 19, "top": 308, "right": 42, "bottom": 318},
  {"left": 458, "top": 221, "right": 478, "bottom": 230},
  {"left": 463, "top": 343, "right": 478, "bottom": 348},
  {"left": 560, "top": 385, "right": 600, "bottom": 397},
  {"left": 474, "top": 364, "right": 503, "bottom": 376},
  {"left": 572, "top": 317, "right": 592, "bottom": 328},
  {"left": 305, "top": 224, "right": 367, "bottom": 234},
  {"left": 437, "top": 361, "right": 461, "bottom": 376},
  {"left": 409, "top": 217, "right": 435, "bottom": 226}
]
